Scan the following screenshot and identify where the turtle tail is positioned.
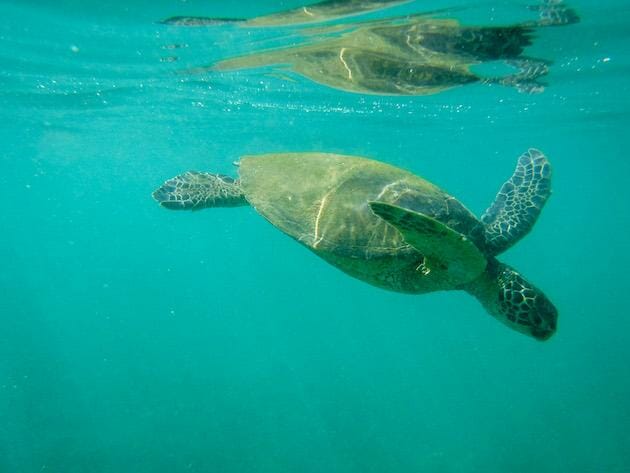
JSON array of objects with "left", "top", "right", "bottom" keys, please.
[
  {"left": 153, "top": 171, "right": 247, "bottom": 210},
  {"left": 462, "top": 259, "right": 557, "bottom": 341}
]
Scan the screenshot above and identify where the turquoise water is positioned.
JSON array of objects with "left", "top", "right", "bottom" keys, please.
[{"left": 1, "top": 1, "right": 629, "bottom": 471}]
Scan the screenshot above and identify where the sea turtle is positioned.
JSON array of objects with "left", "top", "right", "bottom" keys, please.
[
  {"left": 161, "top": 0, "right": 411, "bottom": 27},
  {"left": 153, "top": 149, "right": 557, "bottom": 340}
]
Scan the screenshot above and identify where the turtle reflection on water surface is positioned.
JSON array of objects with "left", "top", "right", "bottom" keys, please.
[
  {"left": 211, "top": 17, "right": 557, "bottom": 95},
  {"left": 167, "top": 1, "right": 578, "bottom": 95}
]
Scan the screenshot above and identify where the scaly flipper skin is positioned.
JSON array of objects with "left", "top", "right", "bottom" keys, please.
[
  {"left": 152, "top": 171, "right": 247, "bottom": 210},
  {"left": 481, "top": 149, "right": 552, "bottom": 256}
]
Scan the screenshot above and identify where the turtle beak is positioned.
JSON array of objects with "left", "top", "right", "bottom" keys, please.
[
  {"left": 529, "top": 296, "right": 558, "bottom": 341},
  {"left": 531, "top": 325, "right": 555, "bottom": 341}
]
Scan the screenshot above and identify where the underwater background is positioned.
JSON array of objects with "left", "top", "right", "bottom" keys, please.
[{"left": 1, "top": 0, "right": 629, "bottom": 471}]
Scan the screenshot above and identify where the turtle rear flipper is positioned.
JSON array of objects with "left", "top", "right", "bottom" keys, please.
[
  {"left": 153, "top": 171, "right": 247, "bottom": 210},
  {"left": 369, "top": 202, "right": 486, "bottom": 286},
  {"left": 481, "top": 149, "right": 552, "bottom": 255}
]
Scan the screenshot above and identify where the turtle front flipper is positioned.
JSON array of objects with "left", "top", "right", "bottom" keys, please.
[
  {"left": 153, "top": 171, "right": 248, "bottom": 210},
  {"left": 481, "top": 149, "right": 552, "bottom": 255},
  {"left": 463, "top": 260, "right": 557, "bottom": 340},
  {"left": 369, "top": 202, "right": 486, "bottom": 286}
]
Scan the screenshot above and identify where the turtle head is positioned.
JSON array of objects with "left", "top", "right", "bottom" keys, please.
[
  {"left": 496, "top": 266, "right": 557, "bottom": 340},
  {"left": 464, "top": 260, "right": 557, "bottom": 341}
]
